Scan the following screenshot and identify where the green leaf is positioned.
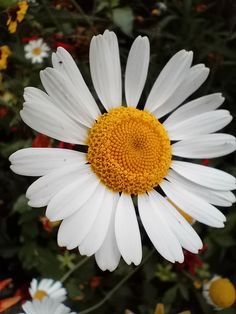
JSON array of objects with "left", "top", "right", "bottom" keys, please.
[
  {"left": 113, "top": 7, "right": 134, "bottom": 35},
  {"left": 13, "top": 194, "right": 30, "bottom": 214}
]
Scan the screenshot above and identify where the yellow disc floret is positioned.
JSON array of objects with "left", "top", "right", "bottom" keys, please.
[
  {"left": 33, "top": 290, "right": 48, "bottom": 300},
  {"left": 32, "top": 48, "right": 42, "bottom": 56},
  {"left": 209, "top": 278, "right": 236, "bottom": 309},
  {"left": 87, "top": 107, "right": 172, "bottom": 194}
]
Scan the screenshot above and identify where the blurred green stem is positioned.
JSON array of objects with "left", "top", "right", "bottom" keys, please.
[
  {"left": 79, "top": 249, "right": 155, "bottom": 314},
  {"left": 70, "top": 0, "right": 93, "bottom": 28},
  {"left": 60, "top": 256, "right": 90, "bottom": 283},
  {"left": 41, "top": 0, "right": 64, "bottom": 32}
]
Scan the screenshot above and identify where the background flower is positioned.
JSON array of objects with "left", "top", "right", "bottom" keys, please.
[{"left": 24, "top": 38, "right": 50, "bottom": 64}]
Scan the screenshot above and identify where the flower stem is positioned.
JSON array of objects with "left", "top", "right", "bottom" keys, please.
[
  {"left": 70, "top": 0, "right": 93, "bottom": 28},
  {"left": 79, "top": 249, "right": 155, "bottom": 314},
  {"left": 60, "top": 256, "right": 90, "bottom": 283}
]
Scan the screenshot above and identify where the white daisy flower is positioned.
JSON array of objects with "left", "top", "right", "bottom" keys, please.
[
  {"left": 24, "top": 38, "right": 50, "bottom": 64},
  {"left": 20, "top": 297, "right": 75, "bottom": 314},
  {"left": 203, "top": 275, "right": 236, "bottom": 310},
  {"left": 29, "top": 278, "right": 66, "bottom": 302},
  {"left": 10, "top": 30, "right": 236, "bottom": 271}
]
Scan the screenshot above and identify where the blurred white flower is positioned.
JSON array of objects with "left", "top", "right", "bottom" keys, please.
[
  {"left": 20, "top": 297, "right": 75, "bottom": 314},
  {"left": 24, "top": 38, "right": 50, "bottom": 64},
  {"left": 29, "top": 278, "right": 67, "bottom": 303}
]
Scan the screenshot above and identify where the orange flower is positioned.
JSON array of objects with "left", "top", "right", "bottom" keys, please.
[
  {"left": 0, "top": 279, "right": 22, "bottom": 313},
  {"left": 7, "top": 1, "right": 28, "bottom": 33},
  {"left": 0, "top": 278, "right": 12, "bottom": 291},
  {"left": 0, "top": 45, "right": 11, "bottom": 70},
  {"left": 0, "top": 295, "right": 21, "bottom": 313}
]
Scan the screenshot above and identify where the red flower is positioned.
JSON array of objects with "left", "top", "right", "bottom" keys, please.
[
  {"left": 21, "top": 35, "right": 39, "bottom": 43},
  {"left": 90, "top": 276, "right": 102, "bottom": 289},
  {"left": 175, "top": 244, "right": 208, "bottom": 275},
  {"left": 53, "top": 33, "right": 74, "bottom": 52},
  {"left": 0, "top": 107, "right": 8, "bottom": 119},
  {"left": 32, "top": 134, "right": 51, "bottom": 147},
  {"left": 196, "top": 4, "right": 207, "bottom": 13},
  {"left": 53, "top": 41, "right": 74, "bottom": 51},
  {"left": 201, "top": 159, "right": 209, "bottom": 166},
  {"left": 58, "top": 141, "right": 75, "bottom": 149}
]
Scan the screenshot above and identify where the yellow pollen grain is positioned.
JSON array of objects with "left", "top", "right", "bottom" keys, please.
[
  {"left": 87, "top": 107, "right": 172, "bottom": 195},
  {"left": 33, "top": 290, "right": 48, "bottom": 300},
  {"left": 209, "top": 278, "right": 236, "bottom": 309},
  {"left": 32, "top": 47, "right": 42, "bottom": 56}
]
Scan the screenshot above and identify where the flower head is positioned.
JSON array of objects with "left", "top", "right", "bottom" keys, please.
[
  {"left": 29, "top": 278, "right": 66, "bottom": 303},
  {"left": 0, "top": 45, "right": 11, "bottom": 70},
  {"left": 21, "top": 297, "right": 74, "bottom": 314},
  {"left": 7, "top": 1, "right": 28, "bottom": 33},
  {"left": 10, "top": 30, "right": 236, "bottom": 271},
  {"left": 24, "top": 39, "right": 50, "bottom": 64},
  {"left": 203, "top": 275, "right": 236, "bottom": 310}
]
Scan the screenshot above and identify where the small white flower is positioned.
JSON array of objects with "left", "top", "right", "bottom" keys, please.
[
  {"left": 29, "top": 278, "right": 67, "bottom": 303},
  {"left": 24, "top": 38, "right": 50, "bottom": 64},
  {"left": 20, "top": 297, "right": 75, "bottom": 314},
  {"left": 10, "top": 30, "right": 236, "bottom": 272},
  {"left": 203, "top": 275, "right": 236, "bottom": 310}
]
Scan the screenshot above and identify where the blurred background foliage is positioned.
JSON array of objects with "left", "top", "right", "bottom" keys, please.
[{"left": 0, "top": 0, "right": 236, "bottom": 313}]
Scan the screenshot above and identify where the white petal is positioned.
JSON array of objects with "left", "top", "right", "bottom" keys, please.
[
  {"left": 115, "top": 194, "right": 142, "bottom": 265},
  {"left": 57, "top": 183, "right": 107, "bottom": 249},
  {"left": 51, "top": 47, "right": 100, "bottom": 120},
  {"left": 167, "top": 169, "right": 235, "bottom": 207},
  {"left": 145, "top": 50, "right": 193, "bottom": 112},
  {"left": 22, "top": 301, "right": 38, "bottom": 314},
  {"left": 166, "top": 110, "right": 232, "bottom": 140},
  {"left": 149, "top": 190, "right": 203, "bottom": 253},
  {"left": 40, "top": 67, "right": 95, "bottom": 128},
  {"left": 125, "top": 36, "right": 150, "bottom": 107},
  {"left": 138, "top": 193, "right": 184, "bottom": 263},
  {"left": 9, "top": 148, "right": 85, "bottom": 176},
  {"left": 21, "top": 99, "right": 87, "bottom": 145},
  {"left": 46, "top": 170, "right": 99, "bottom": 221},
  {"left": 160, "top": 180, "right": 226, "bottom": 227},
  {"left": 95, "top": 194, "right": 121, "bottom": 271},
  {"left": 79, "top": 189, "right": 119, "bottom": 256},
  {"left": 172, "top": 134, "right": 236, "bottom": 158},
  {"left": 164, "top": 93, "right": 224, "bottom": 128},
  {"left": 89, "top": 30, "right": 122, "bottom": 110},
  {"left": 38, "top": 278, "right": 53, "bottom": 290},
  {"left": 29, "top": 278, "right": 38, "bottom": 296},
  {"left": 152, "top": 64, "right": 209, "bottom": 118},
  {"left": 171, "top": 160, "right": 236, "bottom": 191},
  {"left": 26, "top": 163, "right": 86, "bottom": 207}
]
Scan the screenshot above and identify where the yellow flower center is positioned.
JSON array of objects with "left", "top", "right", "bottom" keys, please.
[
  {"left": 87, "top": 107, "right": 172, "bottom": 194},
  {"left": 209, "top": 278, "right": 236, "bottom": 309},
  {"left": 32, "top": 47, "right": 42, "bottom": 56},
  {"left": 33, "top": 289, "right": 48, "bottom": 300}
]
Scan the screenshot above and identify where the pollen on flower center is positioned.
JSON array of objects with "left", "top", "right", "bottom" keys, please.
[
  {"left": 32, "top": 47, "right": 42, "bottom": 56},
  {"left": 33, "top": 290, "right": 48, "bottom": 300},
  {"left": 209, "top": 278, "right": 236, "bottom": 308},
  {"left": 86, "top": 106, "right": 172, "bottom": 194}
]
